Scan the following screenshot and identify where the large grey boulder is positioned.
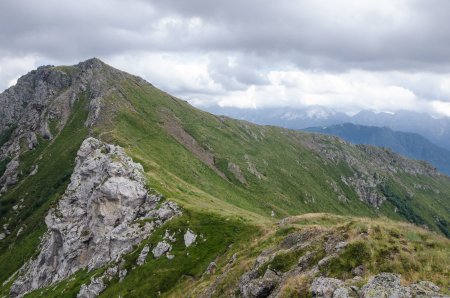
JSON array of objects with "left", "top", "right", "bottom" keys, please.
[
  {"left": 361, "top": 273, "right": 411, "bottom": 298},
  {"left": 10, "top": 138, "right": 181, "bottom": 297},
  {"left": 311, "top": 277, "right": 344, "bottom": 298}
]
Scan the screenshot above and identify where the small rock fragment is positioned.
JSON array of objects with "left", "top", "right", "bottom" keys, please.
[
  {"left": 184, "top": 229, "right": 197, "bottom": 247},
  {"left": 205, "top": 262, "right": 217, "bottom": 274},
  {"left": 77, "top": 277, "right": 105, "bottom": 298},
  {"left": 136, "top": 245, "right": 150, "bottom": 266},
  {"left": 152, "top": 241, "right": 172, "bottom": 258},
  {"left": 311, "top": 277, "right": 343, "bottom": 298},
  {"left": 351, "top": 265, "right": 365, "bottom": 276}
]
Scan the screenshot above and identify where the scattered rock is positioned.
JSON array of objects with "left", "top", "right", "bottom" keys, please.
[
  {"left": 205, "top": 262, "right": 217, "bottom": 275},
  {"left": 16, "top": 227, "right": 24, "bottom": 236},
  {"left": 240, "top": 274, "right": 279, "bottom": 298},
  {"left": 136, "top": 245, "right": 150, "bottom": 266},
  {"left": 27, "top": 132, "right": 38, "bottom": 149},
  {"left": 152, "top": 241, "right": 172, "bottom": 258},
  {"left": 119, "top": 269, "right": 127, "bottom": 282},
  {"left": 163, "top": 229, "right": 176, "bottom": 242},
  {"left": 0, "top": 158, "right": 19, "bottom": 192},
  {"left": 334, "top": 241, "right": 348, "bottom": 252},
  {"left": 311, "top": 277, "right": 344, "bottom": 298},
  {"left": 105, "top": 266, "right": 118, "bottom": 279},
  {"left": 351, "top": 265, "right": 365, "bottom": 277},
  {"left": 409, "top": 281, "right": 444, "bottom": 297},
  {"left": 184, "top": 229, "right": 197, "bottom": 247},
  {"left": 77, "top": 277, "right": 105, "bottom": 298},
  {"left": 29, "top": 165, "right": 38, "bottom": 176},
  {"left": 317, "top": 254, "right": 337, "bottom": 270},
  {"left": 360, "top": 273, "right": 411, "bottom": 298},
  {"left": 228, "top": 162, "right": 246, "bottom": 184}
]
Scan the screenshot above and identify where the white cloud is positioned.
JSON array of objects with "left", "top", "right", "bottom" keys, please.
[
  {"left": 0, "top": 54, "right": 42, "bottom": 91},
  {"left": 2, "top": 0, "right": 450, "bottom": 118}
]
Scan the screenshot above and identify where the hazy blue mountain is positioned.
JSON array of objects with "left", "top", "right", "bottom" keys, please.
[
  {"left": 203, "top": 105, "right": 350, "bottom": 129},
  {"left": 304, "top": 123, "right": 450, "bottom": 175},
  {"left": 201, "top": 105, "right": 450, "bottom": 151}
]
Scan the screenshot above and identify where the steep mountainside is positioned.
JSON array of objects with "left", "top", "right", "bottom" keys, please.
[
  {"left": 0, "top": 59, "right": 449, "bottom": 297},
  {"left": 304, "top": 123, "right": 450, "bottom": 175}
]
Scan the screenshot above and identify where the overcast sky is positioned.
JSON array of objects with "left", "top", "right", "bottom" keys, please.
[{"left": 1, "top": 0, "right": 450, "bottom": 116}]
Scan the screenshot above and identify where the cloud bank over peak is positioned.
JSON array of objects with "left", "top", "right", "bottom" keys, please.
[{"left": 1, "top": 0, "right": 450, "bottom": 116}]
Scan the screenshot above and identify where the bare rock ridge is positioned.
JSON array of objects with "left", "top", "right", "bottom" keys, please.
[{"left": 10, "top": 137, "right": 181, "bottom": 297}]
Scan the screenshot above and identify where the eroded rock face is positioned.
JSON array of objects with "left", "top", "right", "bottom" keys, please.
[{"left": 10, "top": 138, "right": 181, "bottom": 297}]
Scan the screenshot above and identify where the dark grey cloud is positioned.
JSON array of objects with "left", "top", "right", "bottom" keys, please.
[
  {"left": 2, "top": 0, "right": 450, "bottom": 116},
  {"left": 1, "top": 0, "right": 450, "bottom": 72}
]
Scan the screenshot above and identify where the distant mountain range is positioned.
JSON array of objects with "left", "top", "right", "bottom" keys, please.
[
  {"left": 304, "top": 123, "right": 450, "bottom": 175},
  {"left": 203, "top": 105, "right": 450, "bottom": 151}
]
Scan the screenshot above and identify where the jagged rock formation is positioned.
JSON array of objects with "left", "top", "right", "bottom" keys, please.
[{"left": 10, "top": 138, "right": 181, "bottom": 297}]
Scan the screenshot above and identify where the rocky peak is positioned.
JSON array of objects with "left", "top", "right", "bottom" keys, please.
[
  {"left": 10, "top": 138, "right": 181, "bottom": 297},
  {"left": 0, "top": 58, "right": 129, "bottom": 192}
]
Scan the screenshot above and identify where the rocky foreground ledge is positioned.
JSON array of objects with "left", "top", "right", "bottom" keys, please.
[
  {"left": 239, "top": 225, "right": 449, "bottom": 298},
  {"left": 10, "top": 138, "right": 181, "bottom": 297}
]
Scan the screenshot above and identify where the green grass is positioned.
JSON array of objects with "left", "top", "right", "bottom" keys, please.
[
  {"left": 89, "top": 75, "right": 450, "bottom": 238},
  {"left": 324, "top": 241, "right": 371, "bottom": 279},
  {"left": 24, "top": 269, "right": 103, "bottom": 298},
  {"left": 100, "top": 210, "right": 258, "bottom": 297}
]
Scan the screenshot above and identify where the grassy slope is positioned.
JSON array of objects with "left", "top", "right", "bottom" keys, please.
[{"left": 95, "top": 75, "right": 450, "bottom": 234}]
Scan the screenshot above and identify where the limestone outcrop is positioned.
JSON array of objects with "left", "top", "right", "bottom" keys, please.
[{"left": 10, "top": 138, "right": 181, "bottom": 297}]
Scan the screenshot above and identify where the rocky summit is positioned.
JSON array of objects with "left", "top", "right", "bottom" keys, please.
[{"left": 0, "top": 59, "right": 449, "bottom": 297}]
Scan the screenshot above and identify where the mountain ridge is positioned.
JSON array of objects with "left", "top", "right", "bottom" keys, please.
[
  {"left": 304, "top": 123, "right": 450, "bottom": 175},
  {"left": 0, "top": 59, "right": 449, "bottom": 297}
]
